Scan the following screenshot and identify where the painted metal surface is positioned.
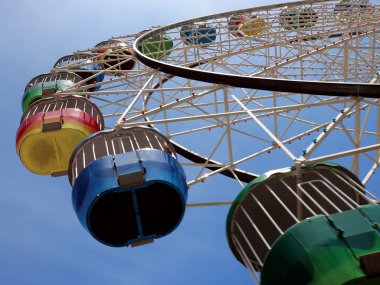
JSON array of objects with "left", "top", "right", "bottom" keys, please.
[
  {"left": 228, "top": 14, "right": 267, "bottom": 37},
  {"left": 72, "top": 149, "right": 187, "bottom": 246},
  {"left": 54, "top": 54, "right": 105, "bottom": 91},
  {"left": 226, "top": 163, "right": 374, "bottom": 284},
  {"left": 16, "top": 108, "right": 102, "bottom": 175},
  {"left": 279, "top": 7, "right": 318, "bottom": 30},
  {"left": 94, "top": 40, "right": 136, "bottom": 74},
  {"left": 138, "top": 34, "right": 173, "bottom": 60},
  {"left": 180, "top": 23, "right": 217, "bottom": 45},
  {"left": 261, "top": 204, "right": 380, "bottom": 285},
  {"left": 21, "top": 72, "right": 83, "bottom": 112}
]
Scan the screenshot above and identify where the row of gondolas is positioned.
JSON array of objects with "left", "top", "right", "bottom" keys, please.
[{"left": 15, "top": 37, "right": 189, "bottom": 247}]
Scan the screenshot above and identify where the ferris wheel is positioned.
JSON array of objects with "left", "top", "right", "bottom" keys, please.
[{"left": 15, "top": 0, "right": 380, "bottom": 284}]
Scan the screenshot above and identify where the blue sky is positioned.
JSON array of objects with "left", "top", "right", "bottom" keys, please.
[
  {"left": 0, "top": 0, "right": 295, "bottom": 284},
  {"left": 3, "top": 1, "right": 380, "bottom": 284}
]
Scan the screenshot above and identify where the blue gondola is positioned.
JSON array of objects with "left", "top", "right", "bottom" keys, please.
[
  {"left": 69, "top": 126, "right": 187, "bottom": 247},
  {"left": 180, "top": 22, "right": 217, "bottom": 46},
  {"left": 54, "top": 54, "right": 104, "bottom": 92}
]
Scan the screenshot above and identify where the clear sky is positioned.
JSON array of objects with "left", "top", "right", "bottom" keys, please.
[{"left": 0, "top": 0, "right": 293, "bottom": 284}]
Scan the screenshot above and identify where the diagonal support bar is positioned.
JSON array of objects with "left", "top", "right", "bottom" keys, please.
[
  {"left": 232, "top": 95, "right": 298, "bottom": 162},
  {"left": 117, "top": 73, "right": 156, "bottom": 124},
  {"left": 302, "top": 104, "right": 355, "bottom": 159},
  {"left": 305, "top": 144, "right": 380, "bottom": 165}
]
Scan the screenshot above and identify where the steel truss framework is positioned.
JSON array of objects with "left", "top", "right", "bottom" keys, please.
[{"left": 52, "top": 0, "right": 380, "bottom": 215}]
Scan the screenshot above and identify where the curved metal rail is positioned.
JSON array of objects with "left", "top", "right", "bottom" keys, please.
[{"left": 133, "top": 0, "right": 380, "bottom": 98}]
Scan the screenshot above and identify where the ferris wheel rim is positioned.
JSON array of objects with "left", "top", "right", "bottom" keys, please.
[
  {"left": 43, "top": 0, "right": 380, "bottom": 188},
  {"left": 133, "top": 0, "right": 380, "bottom": 98}
]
